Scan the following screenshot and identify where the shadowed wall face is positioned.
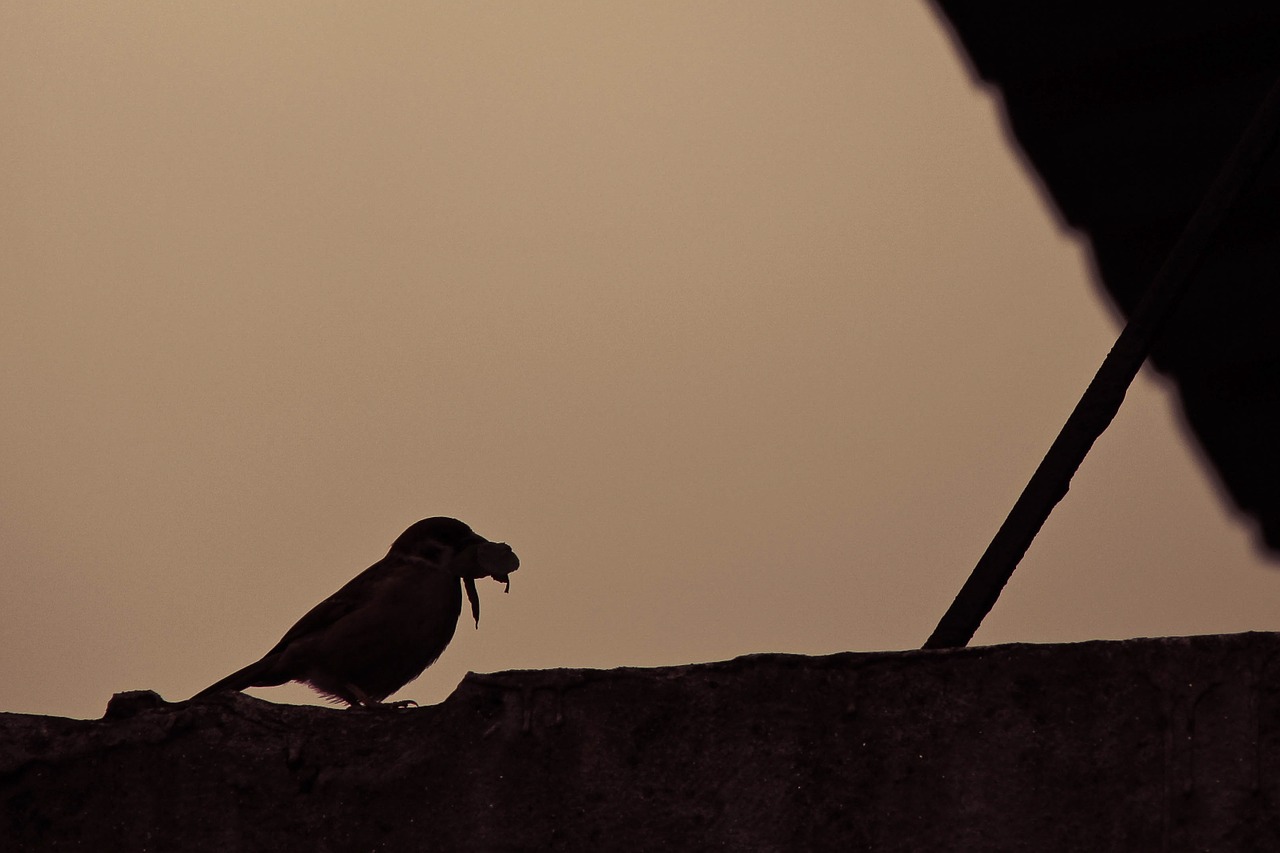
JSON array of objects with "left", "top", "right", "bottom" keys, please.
[
  {"left": 3, "top": 635, "right": 1275, "bottom": 850},
  {"left": 1, "top": 4, "right": 1276, "bottom": 720}
]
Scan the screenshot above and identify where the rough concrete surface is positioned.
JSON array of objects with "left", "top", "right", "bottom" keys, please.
[{"left": 4, "top": 632, "right": 1280, "bottom": 851}]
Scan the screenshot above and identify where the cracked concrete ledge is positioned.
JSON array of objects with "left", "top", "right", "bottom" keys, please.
[{"left": 4, "top": 632, "right": 1280, "bottom": 851}]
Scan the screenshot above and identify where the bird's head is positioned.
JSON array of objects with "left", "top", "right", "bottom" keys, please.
[{"left": 390, "top": 516, "right": 520, "bottom": 627}]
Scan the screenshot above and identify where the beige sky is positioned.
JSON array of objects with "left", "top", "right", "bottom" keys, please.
[{"left": 3, "top": 2, "right": 1276, "bottom": 720}]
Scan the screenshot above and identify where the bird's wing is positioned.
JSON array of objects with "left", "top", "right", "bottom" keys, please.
[{"left": 262, "top": 557, "right": 408, "bottom": 655}]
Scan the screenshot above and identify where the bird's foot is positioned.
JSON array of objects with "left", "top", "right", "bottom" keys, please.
[
  {"left": 351, "top": 698, "right": 418, "bottom": 711},
  {"left": 381, "top": 699, "right": 418, "bottom": 710}
]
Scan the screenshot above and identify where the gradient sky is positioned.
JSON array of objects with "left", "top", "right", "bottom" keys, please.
[{"left": 4, "top": 3, "right": 1277, "bottom": 720}]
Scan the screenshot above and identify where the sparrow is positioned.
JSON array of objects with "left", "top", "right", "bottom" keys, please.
[{"left": 192, "top": 517, "right": 519, "bottom": 708}]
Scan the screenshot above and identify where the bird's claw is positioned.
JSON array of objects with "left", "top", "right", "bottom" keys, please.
[
  {"left": 380, "top": 699, "right": 418, "bottom": 710},
  {"left": 352, "top": 698, "right": 418, "bottom": 711}
]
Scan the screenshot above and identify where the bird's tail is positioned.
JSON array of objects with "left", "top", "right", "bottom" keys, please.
[{"left": 190, "top": 657, "right": 284, "bottom": 701}]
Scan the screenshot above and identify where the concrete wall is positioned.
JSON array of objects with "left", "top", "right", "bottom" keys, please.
[{"left": 3, "top": 632, "right": 1279, "bottom": 850}]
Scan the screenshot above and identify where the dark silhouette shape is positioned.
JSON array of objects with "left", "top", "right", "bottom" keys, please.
[
  {"left": 193, "top": 517, "right": 519, "bottom": 708},
  {"left": 924, "top": 74, "right": 1280, "bottom": 649},
  {"left": 932, "top": 3, "right": 1280, "bottom": 555}
]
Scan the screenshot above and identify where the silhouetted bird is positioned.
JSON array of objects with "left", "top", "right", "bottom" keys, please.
[{"left": 193, "top": 517, "right": 519, "bottom": 708}]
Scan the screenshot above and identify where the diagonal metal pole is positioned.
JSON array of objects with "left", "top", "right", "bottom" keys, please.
[{"left": 924, "top": 74, "right": 1280, "bottom": 650}]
